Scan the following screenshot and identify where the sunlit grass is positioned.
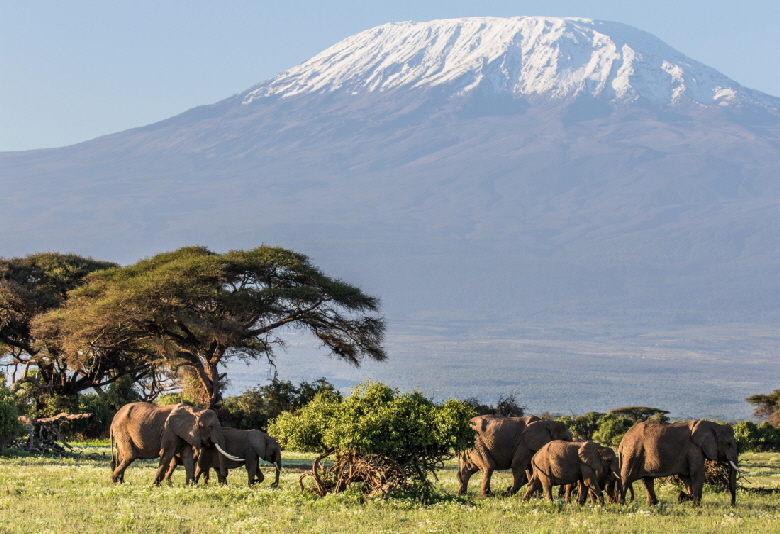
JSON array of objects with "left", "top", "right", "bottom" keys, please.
[{"left": 0, "top": 448, "right": 777, "bottom": 533}]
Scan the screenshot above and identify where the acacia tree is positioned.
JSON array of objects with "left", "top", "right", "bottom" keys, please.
[
  {"left": 0, "top": 253, "right": 151, "bottom": 402},
  {"left": 38, "top": 246, "right": 386, "bottom": 409},
  {"left": 746, "top": 389, "right": 780, "bottom": 427}
]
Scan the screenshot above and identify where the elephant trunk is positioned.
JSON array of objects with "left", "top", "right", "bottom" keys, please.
[
  {"left": 273, "top": 456, "right": 281, "bottom": 488},
  {"left": 728, "top": 463, "right": 737, "bottom": 506}
]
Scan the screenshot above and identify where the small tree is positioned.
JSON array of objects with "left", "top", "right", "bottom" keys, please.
[
  {"left": 270, "top": 381, "right": 475, "bottom": 501},
  {"left": 0, "top": 253, "right": 141, "bottom": 403},
  {"left": 592, "top": 414, "right": 634, "bottom": 446},
  {"left": 556, "top": 412, "right": 605, "bottom": 441},
  {"left": 608, "top": 406, "right": 669, "bottom": 423},
  {"left": 0, "top": 374, "right": 23, "bottom": 451},
  {"left": 746, "top": 389, "right": 780, "bottom": 427},
  {"left": 462, "top": 391, "right": 525, "bottom": 417},
  {"left": 221, "top": 377, "right": 340, "bottom": 430}
]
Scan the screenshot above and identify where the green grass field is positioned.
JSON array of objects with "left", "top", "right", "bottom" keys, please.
[{"left": 0, "top": 447, "right": 777, "bottom": 533}]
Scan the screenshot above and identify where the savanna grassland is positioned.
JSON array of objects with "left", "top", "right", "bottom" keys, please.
[{"left": 0, "top": 447, "right": 777, "bottom": 533}]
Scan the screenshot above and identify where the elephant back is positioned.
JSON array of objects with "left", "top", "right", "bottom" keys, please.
[
  {"left": 468, "top": 415, "right": 540, "bottom": 469},
  {"left": 469, "top": 415, "right": 539, "bottom": 447},
  {"left": 111, "top": 402, "right": 177, "bottom": 456}
]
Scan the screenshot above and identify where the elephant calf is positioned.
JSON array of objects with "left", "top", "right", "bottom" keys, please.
[
  {"left": 167, "top": 427, "right": 282, "bottom": 487},
  {"left": 522, "top": 441, "right": 611, "bottom": 504}
]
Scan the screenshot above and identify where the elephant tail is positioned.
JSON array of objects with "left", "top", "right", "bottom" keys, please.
[{"left": 110, "top": 428, "right": 116, "bottom": 471}]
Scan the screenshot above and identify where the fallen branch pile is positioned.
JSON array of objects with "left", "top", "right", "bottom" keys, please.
[
  {"left": 17, "top": 413, "right": 91, "bottom": 454},
  {"left": 299, "top": 450, "right": 417, "bottom": 499}
]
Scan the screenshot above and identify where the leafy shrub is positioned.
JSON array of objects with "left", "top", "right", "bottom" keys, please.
[
  {"left": 269, "top": 380, "right": 475, "bottom": 501},
  {"left": 462, "top": 391, "right": 525, "bottom": 416},
  {"left": 221, "top": 377, "right": 340, "bottom": 431},
  {"left": 0, "top": 380, "right": 24, "bottom": 450},
  {"left": 555, "top": 412, "right": 605, "bottom": 441},
  {"left": 608, "top": 406, "right": 669, "bottom": 423},
  {"left": 65, "top": 377, "right": 142, "bottom": 439},
  {"left": 733, "top": 420, "right": 780, "bottom": 453},
  {"left": 591, "top": 414, "right": 633, "bottom": 447}
]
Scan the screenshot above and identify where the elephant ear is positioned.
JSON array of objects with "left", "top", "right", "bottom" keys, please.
[
  {"left": 248, "top": 430, "right": 267, "bottom": 458},
  {"left": 599, "top": 447, "right": 618, "bottom": 474},
  {"left": 165, "top": 404, "right": 201, "bottom": 448},
  {"left": 691, "top": 420, "right": 718, "bottom": 460},
  {"left": 523, "top": 421, "right": 552, "bottom": 451},
  {"left": 578, "top": 442, "right": 602, "bottom": 473}
]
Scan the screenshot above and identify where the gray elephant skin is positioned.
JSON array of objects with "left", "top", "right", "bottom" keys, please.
[
  {"left": 522, "top": 441, "right": 615, "bottom": 504},
  {"left": 110, "top": 402, "right": 237, "bottom": 484},
  {"left": 618, "top": 420, "right": 739, "bottom": 506},
  {"left": 457, "top": 415, "right": 573, "bottom": 496},
  {"left": 526, "top": 442, "right": 621, "bottom": 503},
  {"left": 193, "top": 428, "right": 282, "bottom": 487}
]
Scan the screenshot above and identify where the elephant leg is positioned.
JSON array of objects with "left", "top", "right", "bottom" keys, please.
[
  {"left": 565, "top": 484, "right": 574, "bottom": 503},
  {"left": 690, "top": 472, "right": 704, "bottom": 506},
  {"left": 163, "top": 456, "right": 178, "bottom": 482},
  {"left": 155, "top": 444, "right": 183, "bottom": 485},
  {"left": 582, "top": 479, "right": 602, "bottom": 505},
  {"left": 181, "top": 446, "right": 196, "bottom": 485},
  {"left": 641, "top": 477, "right": 658, "bottom": 505},
  {"left": 577, "top": 482, "right": 588, "bottom": 505},
  {"left": 480, "top": 467, "right": 495, "bottom": 496},
  {"left": 255, "top": 464, "right": 265, "bottom": 485},
  {"left": 543, "top": 480, "right": 554, "bottom": 502},
  {"left": 677, "top": 474, "right": 693, "bottom": 503},
  {"left": 111, "top": 455, "right": 134, "bottom": 484},
  {"left": 521, "top": 475, "right": 541, "bottom": 501},
  {"left": 246, "top": 456, "right": 259, "bottom": 486},
  {"left": 456, "top": 466, "right": 477, "bottom": 495},
  {"left": 507, "top": 467, "right": 528, "bottom": 496}
]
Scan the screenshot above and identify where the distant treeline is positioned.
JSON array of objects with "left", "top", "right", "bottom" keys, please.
[{"left": 1, "top": 375, "right": 778, "bottom": 454}]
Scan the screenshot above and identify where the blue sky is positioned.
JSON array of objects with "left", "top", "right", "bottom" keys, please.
[{"left": 1, "top": 0, "right": 778, "bottom": 152}]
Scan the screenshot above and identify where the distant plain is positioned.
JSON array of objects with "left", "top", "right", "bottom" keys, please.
[{"left": 227, "top": 320, "right": 778, "bottom": 421}]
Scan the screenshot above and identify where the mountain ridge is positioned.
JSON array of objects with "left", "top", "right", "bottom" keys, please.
[
  {"left": 241, "top": 17, "right": 779, "bottom": 108},
  {"left": 1, "top": 17, "right": 777, "bottom": 417}
]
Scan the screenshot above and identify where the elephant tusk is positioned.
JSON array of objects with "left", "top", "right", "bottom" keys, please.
[
  {"left": 215, "top": 443, "right": 244, "bottom": 462},
  {"left": 729, "top": 460, "right": 749, "bottom": 475}
]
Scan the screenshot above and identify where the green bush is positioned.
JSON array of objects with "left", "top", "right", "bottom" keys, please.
[
  {"left": 221, "top": 377, "right": 340, "bottom": 431},
  {"left": 269, "top": 380, "right": 475, "bottom": 500},
  {"left": 556, "top": 412, "right": 605, "bottom": 441},
  {"left": 592, "top": 414, "right": 633, "bottom": 447},
  {"left": 0, "top": 382, "right": 24, "bottom": 451},
  {"left": 733, "top": 420, "right": 780, "bottom": 453}
]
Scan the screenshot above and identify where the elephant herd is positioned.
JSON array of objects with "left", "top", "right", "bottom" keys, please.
[
  {"left": 457, "top": 415, "right": 744, "bottom": 506},
  {"left": 109, "top": 402, "right": 282, "bottom": 487},
  {"left": 108, "top": 402, "right": 745, "bottom": 506}
]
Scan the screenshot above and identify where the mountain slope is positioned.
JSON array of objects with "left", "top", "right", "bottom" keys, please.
[{"left": 1, "top": 17, "right": 778, "bottom": 417}]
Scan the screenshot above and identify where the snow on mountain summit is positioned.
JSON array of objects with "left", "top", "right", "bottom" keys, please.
[{"left": 242, "top": 17, "right": 777, "bottom": 108}]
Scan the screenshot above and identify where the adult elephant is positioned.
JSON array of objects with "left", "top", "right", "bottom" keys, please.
[
  {"left": 457, "top": 415, "right": 573, "bottom": 496},
  {"left": 110, "top": 402, "right": 242, "bottom": 485},
  {"left": 618, "top": 420, "right": 743, "bottom": 506},
  {"left": 521, "top": 441, "right": 611, "bottom": 504},
  {"left": 168, "top": 428, "right": 282, "bottom": 487}
]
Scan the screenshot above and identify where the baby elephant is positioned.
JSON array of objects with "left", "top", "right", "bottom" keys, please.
[
  {"left": 197, "top": 428, "right": 282, "bottom": 487},
  {"left": 522, "top": 441, "right": 609, "bottom": 504}
]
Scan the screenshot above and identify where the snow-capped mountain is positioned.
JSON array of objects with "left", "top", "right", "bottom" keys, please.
[
  {"left": 0, "top": 17, "right": 778, "bottom": 417},
  {"left": 243, "top": 17, "right": 778, "bottom": 108}
]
